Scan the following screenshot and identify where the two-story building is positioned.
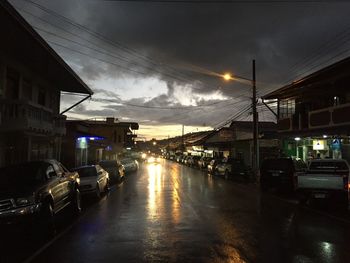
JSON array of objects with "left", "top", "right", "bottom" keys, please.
[
  {"left": 263, "top": 56, "right": 350, "bottom": 162},
  {"left": 61, "top": 118, "right": 139, "bottom": 168},
  {"left": 0, "top": 1, "right": 93, "bottom": 167},
  {"left": 203, "top": 121, "right": 278, "bottom": 166}
]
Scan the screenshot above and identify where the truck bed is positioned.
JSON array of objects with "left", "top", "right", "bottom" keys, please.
[{"left": 298, "top": 173, "right": 344, "bottom": 190}]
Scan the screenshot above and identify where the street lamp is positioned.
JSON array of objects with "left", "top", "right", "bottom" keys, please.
[{"left": 222, "top": 60, "right": 259, "bottom": 176}]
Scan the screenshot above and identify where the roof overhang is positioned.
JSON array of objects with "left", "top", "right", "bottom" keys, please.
[
  {"left": 0, "top": 1, "right": 93, "bottom": 95},
  {"left": 263, "top": 56, "right": 350, "bottom": 100}
]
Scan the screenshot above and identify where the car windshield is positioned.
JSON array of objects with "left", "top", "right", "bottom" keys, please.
[
  {"left": 120, "top": 159, "right": 131, "bottom": 165},
  {"left": 74, "top": 167, "right": 97, "bottom": 177},
  {"left": 99, "top": 161, "right": 117, "bottom": 169},
  {"left": 309, "top": 161, "right": 348, "bottom": 171},
  {"left": 0, "top": 162, "right": 45, "bottom": 186},
  {"left": 261, "top": 159, "right": 293, "bottom": 171}
]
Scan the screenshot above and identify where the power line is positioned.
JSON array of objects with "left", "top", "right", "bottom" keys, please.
[
  {"left": 101, "top": 0, "right": 350, "bottom": 3},
  {"left": 17, "top": 5, "right": 230, "bottom": 93},
  {"left": 91, "top": 97, "right": 237, "bottom": 109},
  {"left": 20, "top": 0, "right": 216, "bottom": 86}
]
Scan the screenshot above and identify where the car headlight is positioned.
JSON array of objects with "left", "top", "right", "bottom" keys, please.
[
  {"left": 142, "top": 153, "right": 147, "bottom": 159},
  {"left": 16, "top": 197, "right": 34, "bottom": 206},
  {"left": 148, "top": 157, "right": 155, "bottom": 163}
]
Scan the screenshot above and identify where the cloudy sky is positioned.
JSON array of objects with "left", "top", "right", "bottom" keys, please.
[{"left": 10, "top": 0, "right": 350, "bottom": 139}]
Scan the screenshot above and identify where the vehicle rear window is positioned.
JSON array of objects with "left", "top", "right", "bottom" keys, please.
[
  {"left": 99, "top": 161, "right": 117, "bottom": 169},
  {"left": 261, "top": 159, "right": 293, "bottom": 171},
  {"left": 309, "top": 161, "right": 348, "bottom": 171},
  {"left": 74, "top": 167, "right": 97, "bottom": 177}
]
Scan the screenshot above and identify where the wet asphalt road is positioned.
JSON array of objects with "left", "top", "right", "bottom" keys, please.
[{"left": 9, "top": 159, "right": 350, "bottom": 262}]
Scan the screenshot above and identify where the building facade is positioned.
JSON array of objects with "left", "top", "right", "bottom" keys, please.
[
  {"left": 263, "top": 56, "right": 350, "bottom": 162},
  {"left": 62, "top": 118, "right": 139, "bottom": 168},
  {"left": 0, "top": 1, "right": 93, "bottom": 167}
]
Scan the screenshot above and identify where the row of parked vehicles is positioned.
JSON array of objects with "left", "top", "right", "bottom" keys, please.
[
  {"left": 169, "top": 154, "right": 251, "bottom": 181},
  {"left": 169, "top": 154, "right": 350, "bottom": 209},
  {"left": 0, "top": 157, "right": 139, "bottom": 236},
  {"left": 260, "top": 157, "right": 350, "bottom": 209}
]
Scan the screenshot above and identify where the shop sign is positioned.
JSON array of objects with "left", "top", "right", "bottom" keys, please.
[
  {"left": 76, "top": 137, "right": 87, "bottom": 149},
  {"left": 331, "top": 139, "right": 341, "bottom": 150},
  {"left": 219, "top": 129, "right": 234, "bottom": 139},
  {"left": 192, "top": 145, "right": 204, "bottom": 151},
  {"left": 313, "top": 139, "right": 325, "bottom": 150}
]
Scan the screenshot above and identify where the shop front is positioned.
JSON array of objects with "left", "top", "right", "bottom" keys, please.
[{"left": 282, "top": 136, "right": 347, "bottom": 162}]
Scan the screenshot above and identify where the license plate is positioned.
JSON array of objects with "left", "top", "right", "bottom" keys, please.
[
  {"left": 272, "top": 173, "right": 279, "bottom": 177},
  {"left": 314, "top": 193, "right": 326, "bottom": 198}
]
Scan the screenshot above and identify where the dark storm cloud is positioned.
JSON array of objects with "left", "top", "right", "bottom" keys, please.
[
  {"left": 10, "top": 0, "right": 350, "bottom": 130},
  {"left": 14, "top": 0, "right": 350, "bottom": 90}
]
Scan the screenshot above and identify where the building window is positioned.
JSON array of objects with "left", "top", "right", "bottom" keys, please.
[
  {"left": 113, "top": 130, "right": 117, "bottom": 143},
  {"left": 333, "top": 96, "right": 340, "bottom": 106},
  {"left": 279, "top": 99, "right": 295, "bottom": 119},
  {"left": 118, "top": 135, "right": 122, "bottom": 143},
  {"left": 5, "top": 68, "right": 20, "bottom": 99},
  {"left": 50, "top": 91, "right": 58, "bottom": 111},
  {"left": 38, "top": 87, "right": 46, "bottom": 106},
  {"left": 22, "top": 79, "right": 32, "bottom": 101}
]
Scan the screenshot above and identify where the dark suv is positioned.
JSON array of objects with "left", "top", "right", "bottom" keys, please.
[
  {"left": 99, "top": 160, "right": 125, "bottom": 184},
  {"left": 260, "top": 158, "right": 307, "bottom": 192},
  {"left": 0, "top": 160, "right": 81, "bottom": 234}
]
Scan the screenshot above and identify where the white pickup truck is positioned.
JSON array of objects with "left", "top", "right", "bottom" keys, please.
[{"left": 297, "top": 159, "right": 350, "bottom": 208}]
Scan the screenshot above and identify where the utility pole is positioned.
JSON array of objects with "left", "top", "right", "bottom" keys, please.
[
  {"left": 181, "top": 124, "right": 185, "bottom": 150},
  {"left": 252, "top": 59, "right": 259, "bottom": 177}
]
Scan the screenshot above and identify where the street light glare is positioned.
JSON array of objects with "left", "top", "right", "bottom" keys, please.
[{"left": 223, "top": 73, "right": 232, "bottom": 81}]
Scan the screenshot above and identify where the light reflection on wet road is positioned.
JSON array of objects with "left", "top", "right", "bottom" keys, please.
[{"left": 32, "top": 160, "right": 350, "bottom": 263}]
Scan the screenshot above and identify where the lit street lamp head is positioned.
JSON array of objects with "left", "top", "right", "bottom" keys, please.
[{"left": 223, "top": 73, "right": 232, "bottom": 81}]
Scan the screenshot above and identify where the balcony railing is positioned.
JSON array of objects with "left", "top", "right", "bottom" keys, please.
[
  {"left": 309, "top": 102, "right": 350, "bottom": 129},
  {"left": 0, "top": 99, "right": 66, "bottom": 135}
]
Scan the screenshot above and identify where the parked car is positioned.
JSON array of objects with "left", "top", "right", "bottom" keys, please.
[
  {"left": 188, "top": 156, "right": 201, "bottom": 167},
  {"left": 260, "top": 158, "right": 307, "bottom": 192},
  {"left": 120, "top": 158, "right": 139, "bottom": 173},
  {"left": 207, "top": 158, "right": 222, "bottom": 174},
  {"left": 176, "top": 155, "right": 183, "bottom": 163},
  {"left": 198, "top": 157, "right": 212, "bottom": 170},
  {"left": 99, "top": 160, "right": 125, "bottom": 184},
  {"left": 0, "top": 160, "right": 81, "bottom": 235},
  {"left": 73, "top": 165, "right": 109, "bottom": 198},
  {"left": 216, "top": 158, "right": 250, "bottom": 180},
  {"left": 297, "top": 159, "right": 350, "bottom": 207},
  {"left": 183, "top": 156, "right": 191, "bottom": 165}
]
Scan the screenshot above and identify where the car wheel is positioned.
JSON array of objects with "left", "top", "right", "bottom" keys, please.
[
  {"left": 40, "top": 201, "right": 55, "bottom": 238},
  {"left": 71, "top": 188, "right": 82, "bottom": 215},
  {"left": 260, "top": 181, "right": 268, "bottom": 192},
  {"left": 298, "top": 195, "right": 308, "bottom": 206},
  {"left": 96, "top": 184, "right": 101, "bottom": 199},
  {"left": 104, "top": 180, "right": 110, "bottom": 193},
  {"left": 224, "top": 170, "right": 230, "bottom": 180}
]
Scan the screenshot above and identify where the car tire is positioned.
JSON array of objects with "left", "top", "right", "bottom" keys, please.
[
  {"left": 298, "top": 194, "right": 308, "bottom": 205},
  {"left": 104, "top": 180, "right": 110, "bottom": 193},
  {"left": 260, "top": 181, "right": 268, "bottom": 192},
  {"left": 224, "top": 170, "right": 230, "bottom": 180},
  {"left": 71, "top": 188, "right": 82, "bottom": 215},
  {"left": 96, "top": 184, "right": 101, "bottom": 199},
  {"left": 40, "top": 201, "right": 55, "bottom": 238}
]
